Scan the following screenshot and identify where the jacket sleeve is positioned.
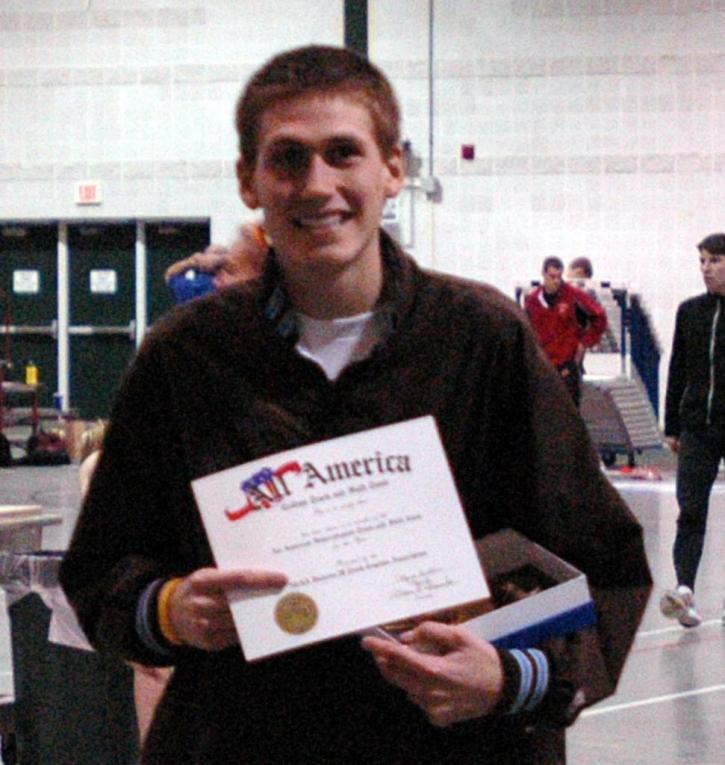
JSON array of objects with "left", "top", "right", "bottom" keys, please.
[
  {"left": 523, "top": 290, "right": 547, "bottom": 345},
  {"left": 664, "top": 303, "right": 687, "bottom": 438},
  {"left": 572, "top": 286, "right": 608, "bottom": 349},
  {"left": 482, "top": 311, "right": 652, "bottom": 728},
  {"left": 523, "top": 290, "right": 538, "bottom": 323},
  {"left": 58, "top": 335, "right": 207, "bottom": 666}
]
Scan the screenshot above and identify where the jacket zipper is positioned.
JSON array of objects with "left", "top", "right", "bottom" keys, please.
[{"left": 706, "top": 297, "right": 721, "bottom": 426}]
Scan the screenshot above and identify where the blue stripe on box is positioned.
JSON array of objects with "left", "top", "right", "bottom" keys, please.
[{"left": 491, "top": 601, "right": 597, "bottom": 650}]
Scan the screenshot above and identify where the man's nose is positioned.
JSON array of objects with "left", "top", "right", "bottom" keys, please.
[{"left": 300, "top": 154, "right": 336, "bottom": 196}]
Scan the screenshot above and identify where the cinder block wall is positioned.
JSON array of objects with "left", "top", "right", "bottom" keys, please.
[
  {"left": 3, "top": 0, "right": 724, "bottom": 411},
  {"left": 0, "top": 1, "right": 342, "bottom": 242},
  {"left": 371, "top": 0, "right": 725, "bottom": 410}
]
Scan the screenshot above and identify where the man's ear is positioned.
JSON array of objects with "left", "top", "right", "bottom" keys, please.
[
  {"left": 383, "top": 145, "right": 405, "bottom": 199},
  {"left": 237, "top": 158, "right": 259, "bottom": 209}
]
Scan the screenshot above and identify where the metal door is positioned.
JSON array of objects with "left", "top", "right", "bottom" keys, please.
[
  {"left": 68, "top": 223, "right": 136, "bottom": 419},
  {"left": 0, "top": 223, "right": 58, "bottom": 408},
  {"left": 145, "top": 220, "right": 210, "bottom": 325}
]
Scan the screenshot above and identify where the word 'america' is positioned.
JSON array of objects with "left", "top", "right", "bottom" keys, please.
[
  {"left": 303, "top": 451, "right": 411, "bottom": 488},
  {"left": 225, "top": 452, "right": 412, "bottom": 521}
]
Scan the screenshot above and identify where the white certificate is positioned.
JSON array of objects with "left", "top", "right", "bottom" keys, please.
[{"left": 192, "top": 416, "right": 489, "bottom": 661}]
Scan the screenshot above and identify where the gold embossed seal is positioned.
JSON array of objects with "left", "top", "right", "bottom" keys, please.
[{"left": 274, "top": 592, "right": 318, "bottom": 635}]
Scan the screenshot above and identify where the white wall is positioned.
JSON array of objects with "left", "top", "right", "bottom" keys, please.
[
  {"left": 2, "top": 0, "right": 725, "bottom": 413},
  {"left": 0, "top": 0, "right": 343, "bottom": 243},
  {"left": 371, "top": 0, "right": 725, "bottom": 413}
]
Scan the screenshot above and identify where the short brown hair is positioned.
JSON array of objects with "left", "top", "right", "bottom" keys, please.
[
  {"left": 79, "top": 420, "right": 107, "bottom": 463},
  {"left": 235, "top": 45, "right": 401, "bottom": 176},
  {"left": 568, "top": 257, "right": 593, "bottom": 278},
  {"left": 542, "top": 256, "right": 564, "bottom": 273},
  {"left": 698, "top": 233, "right": 725, "bottom": 255}
]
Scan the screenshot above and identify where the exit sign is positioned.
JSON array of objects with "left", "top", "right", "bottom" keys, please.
[{"left": 75, "top": 181, "right": 103, "bottom": 205}]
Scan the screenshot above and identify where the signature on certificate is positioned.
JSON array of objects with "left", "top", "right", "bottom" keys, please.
[{"left": 392, "top": 567, "right": 457, "bottom": 599}]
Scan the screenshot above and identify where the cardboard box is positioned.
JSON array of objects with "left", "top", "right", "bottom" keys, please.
[{"left": 463, "top": 528, "right": 597, "bottom": 649}]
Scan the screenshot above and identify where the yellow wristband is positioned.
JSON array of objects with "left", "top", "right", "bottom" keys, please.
[{"left": 157, "top": 577, "right": 184, "bottom": 646}]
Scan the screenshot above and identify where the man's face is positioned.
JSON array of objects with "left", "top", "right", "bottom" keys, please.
[
  {"left": 543, "top": 266, "right": 563, "bottom": 295},
  {"left": 238, "top": 94, "right": 403, "bottom": 290},
  {"left": 700, "top": 248, "right": 725, "bottom": 296}
]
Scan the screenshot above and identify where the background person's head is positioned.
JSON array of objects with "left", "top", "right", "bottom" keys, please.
[
  {"left": 79, "top": 419, "right": 107, "bottom": 463},
  {"left": 697, "top": 232, "right": 725, "bottom": 296},
  {"left": 541, "top": 256, "right": 564, "bottom": 295},
  {"left": 566, "top": 256, "right": 593, "bottom": 280}
]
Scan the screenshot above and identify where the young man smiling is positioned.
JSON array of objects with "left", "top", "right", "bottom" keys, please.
[
  {"left": 60, "top": 46, "right": 651, "bottom": 764},
  {"left": 238, "top": 94, "right": 403, "bottom": 319}
]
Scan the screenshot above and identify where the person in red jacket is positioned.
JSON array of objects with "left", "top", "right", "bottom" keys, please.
[{"left": 525, "top": 256, "right": 607, "bottom": 407}]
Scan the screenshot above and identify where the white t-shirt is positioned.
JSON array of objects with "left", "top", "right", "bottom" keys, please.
[{"left": 295, "top": 311, "right": 378, "bottom": 381}]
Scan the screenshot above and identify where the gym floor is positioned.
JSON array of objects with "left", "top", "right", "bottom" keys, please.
[{"left": 0, "top": 459, "right": 723, "bottom": 765}]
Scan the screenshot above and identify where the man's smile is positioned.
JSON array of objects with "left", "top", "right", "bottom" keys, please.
[{"left": 292, "top": 212, "right": 352, "bottom": 230}]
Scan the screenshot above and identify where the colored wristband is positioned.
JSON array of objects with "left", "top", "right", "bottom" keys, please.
[
  {"left": 494, "top": 648, "right": 551, "bottom": 716},
  {"left": 507, "top": 648, "right": 550, "bottom": 714},
  {"left": 136, "top": 579, "right": 175, "bottom": 658},
  {"left": 157, "top": 577, "right": 184, "bottom": 646}
]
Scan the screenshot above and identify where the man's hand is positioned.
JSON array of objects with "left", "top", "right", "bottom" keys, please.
[
  {"left": 163, "top": 245, "right": 229, "bottom": 283},
  {"left": 168, "top": 568, "right": 287, "bottom": 651},
  {"left": 361, "top": 621, "right": 504, "bottom": 727},
  {"left": 666, "top": 436, "right": 680, "bottom": 454}
]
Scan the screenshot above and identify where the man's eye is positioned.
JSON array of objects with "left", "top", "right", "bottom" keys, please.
[
  {"left": 269, "top": 146, "right": 309, "bottom": 174},
  {"left": 326, "top": 143, "right": 360, "bottom": 166}
]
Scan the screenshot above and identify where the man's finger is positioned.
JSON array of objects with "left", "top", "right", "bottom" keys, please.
[
  {"left": 400, "top": 620, "right": 466, "bottom": 653},
  {"left": 188, "top": 568, "right": 288, "bottom": 593},
  {"left": 362, "top": 636, "right": 448, "bottom": 686}
]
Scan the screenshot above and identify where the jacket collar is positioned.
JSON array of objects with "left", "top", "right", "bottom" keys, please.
[{"left": 259, "top": 229, "right": 415, "bottom": 345}]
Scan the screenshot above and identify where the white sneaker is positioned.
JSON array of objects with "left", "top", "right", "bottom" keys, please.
[{"left": 660, "top": 585, "right": 702, "bottom": 628}]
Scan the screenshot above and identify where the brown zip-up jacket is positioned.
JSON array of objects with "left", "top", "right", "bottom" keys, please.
[{"left": 60, "top": 233, "right": 651, "bottom": 764}]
